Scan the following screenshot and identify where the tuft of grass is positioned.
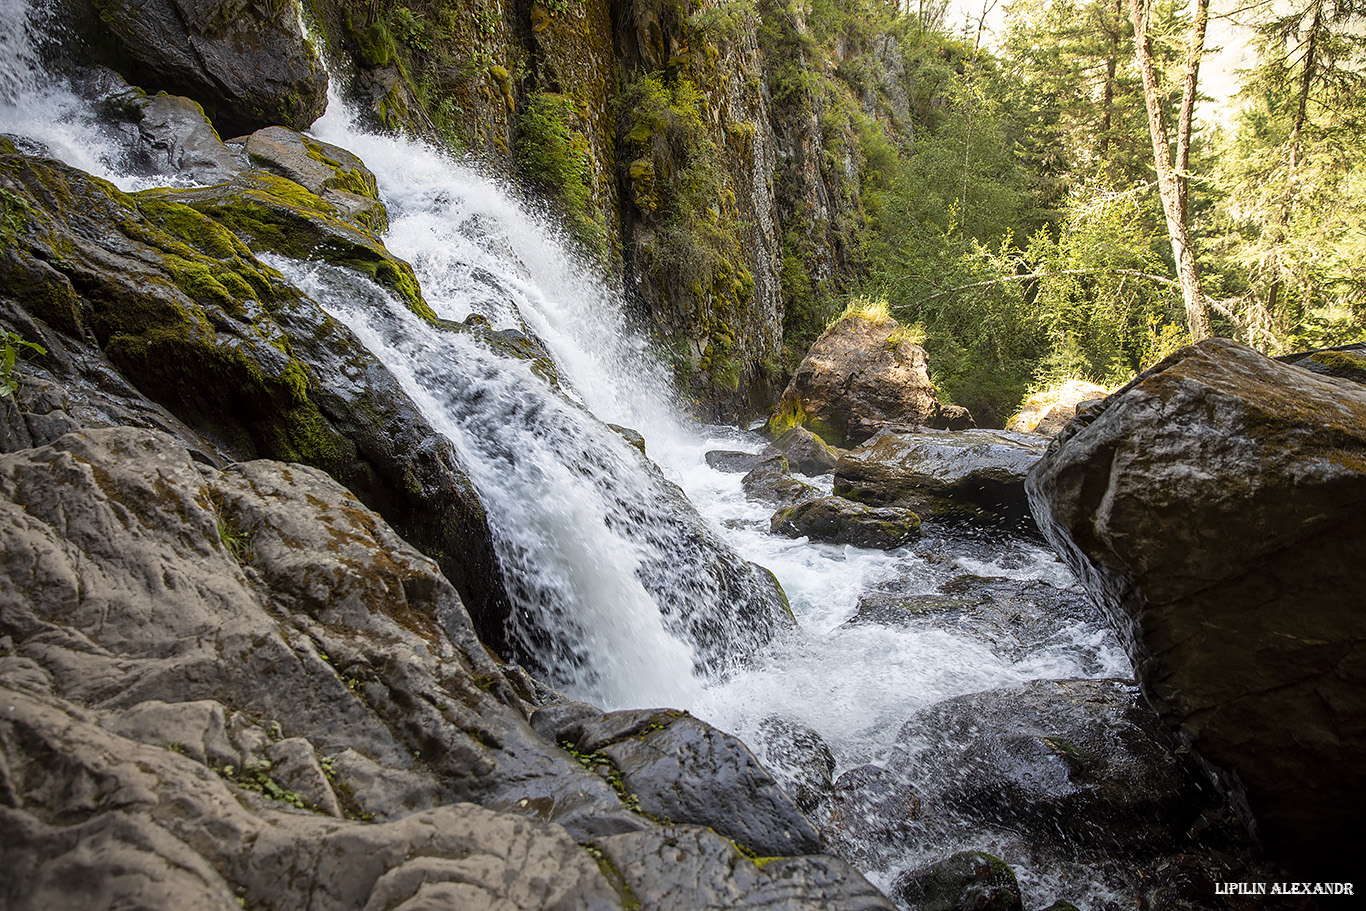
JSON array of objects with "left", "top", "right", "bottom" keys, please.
[{"left": 840, "top": 296, "right": 891, "bottom": 322}]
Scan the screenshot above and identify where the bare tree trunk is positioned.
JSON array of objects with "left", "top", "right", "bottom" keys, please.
[{"left": 1128, "top": 0, "right": 1212, "bottom": 341}]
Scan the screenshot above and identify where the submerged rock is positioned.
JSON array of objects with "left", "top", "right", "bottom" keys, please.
[
  {"left": 770, "top": 496, "right": 921, "bottom": 549},
  {"left": 895, "top": 679, "right": 1217, "bottom": 851},
  {"left": 741, "top": 454, "right": 821, "bottom": 506},
  {"left": 892, "top": 851, "right": 1022, "bottom": 911},
  {"left": 766, "top": 310, "right": 951, "bottom": 447},
  {"left": 1026, "top": 339, "right": 1366, "bottom": 871},
  {"left": 706, "top": 449, "right": 769, "bottom": 473},
  {"left": 835, "top": 429, "right": 1046, "bottom": 529}
]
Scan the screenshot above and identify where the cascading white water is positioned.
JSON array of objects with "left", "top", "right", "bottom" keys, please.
[{"left": 3, "top": 6, "right": 1136, "bottom": 900}]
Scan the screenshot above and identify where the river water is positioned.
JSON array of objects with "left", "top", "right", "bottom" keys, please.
[{"left": 2, "top": 1, "right": 1136, "bottom": 904}]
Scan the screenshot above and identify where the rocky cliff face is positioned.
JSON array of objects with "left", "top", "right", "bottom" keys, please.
[{"left": 235, "top": 0, "right": 919, "bottom": 419}]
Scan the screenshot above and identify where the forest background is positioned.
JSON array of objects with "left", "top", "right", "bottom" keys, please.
[
  {"left": 348, "top": 0, "right": 1366, "bottom": 426},
  {"left": 757, "top": 0, "right": 1366, "bottom": 423}
]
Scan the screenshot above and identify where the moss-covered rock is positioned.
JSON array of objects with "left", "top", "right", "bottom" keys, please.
[
  {"left": 767, "top": 310, "right": 948, "bottom": 447},
  {"left": 143, "top": 170, "right": 430, "bottom": 319},
  {"left": 238, "top": 126, "right": 387, "bottom": 233},
  {"left": 770, "top": 495, "right": 920, "bottom": 549},
  {"left": 0, "top": 150, "right": 510, "bottom": 638}
]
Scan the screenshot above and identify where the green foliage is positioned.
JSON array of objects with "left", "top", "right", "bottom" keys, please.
[
  {"left": 618, "top": 69, "right": 756, "bottom": 387},
  {"left": 518, "top": 93, "right": 608, "bottom": 259},
  {"left": 1, "top": 331, "right": 46, "bottom": 401},
  {"left": 1025, "top": 181, "right": 1188, "bottom": 384},
  {"left": 1204, "top": 0, "right": 1366, "bottom": 351},
  {"left": 388, "top": 6, "right": 430, "bottom": 53}
]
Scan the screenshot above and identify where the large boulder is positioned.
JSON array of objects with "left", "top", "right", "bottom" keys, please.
[
  {"left": 766, "top": 311, "right": 961, "bottom": 447},
  {"left": 1025, "top": 339, "right": 1366, "bottom": 872},
  {"left": 66, "top": 0, "right": 328, "bottom": 136},
  {"left": 834, "top": 429, "right": 1046, "bottom": 528},
  {"left": 893, "top": 679, "right": 1218, "bottom": 851},
  {"left": 0, "top": 428, "right": 885, "bottom": 909},
  {"left": 1005, "top": 379, "right": 1109, "bottom": 437}
]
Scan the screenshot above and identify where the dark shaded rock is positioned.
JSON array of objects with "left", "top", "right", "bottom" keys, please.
[
  {"left": 1025, "top": 339, "right": 1366, "bottom": 871},
  {"left": 770, "top": 496, "right": 921, "bottom": 549},
  {"left": 591, "top": 825, "right": 896, "bottom": 910},
  {"left": 68, "top": 0, "right": 328, "bottom": 136},
  {"left": 1006, "top": 380, "right": 1109, "bottom": 437},
  {"left": 892, "top": 851, "right": 1022, "bottom": 911},
  {"left": 706, "top": 449, "right": 768, "bottom": 473},
  {"left": 742, "top": 454, "right": 820, "bottom": 506},
  {"left": 769, "top": 425, "right": 841, "bottom": 475},
  {"left": 836, "top": 429, "right": 1045, "bottom": 529},
  {"left": 766, "top": 311, "right": 946, "bottom": 446},
  {"left": 824, "top": 764, "right": 922, "bottom": 851},
  {"left": 0, "top": 151, "right": 510, "bottom": 646},
  {"left": 562, "top": 711, "right": 824, "bottom": 857},
  {"left": 757, "top": 716, "right": 836, "bottom": 814},
  {"left": 896, "top": 679, "right": 1219, "bottom": 851},
  {"left": 115, "top": 91, "right": 244, "bottom": 185}
]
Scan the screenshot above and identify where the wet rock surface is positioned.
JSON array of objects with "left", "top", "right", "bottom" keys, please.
[
  {"left": 1027, "top": 339, "right": 1366, "bottom": 871},
  {"left": 893, "top": 679, "right": 1219, "bottom": 852},
  {"left": 63, "top": 0, "right": 328, "bottom": 136},
  {"left": 768, "top": 425, "right": 842, "bottom": 475},
  {"left": 742, "top": 454, "right": 822, "bottom": 506},
  {"left": 835, "top": 429, "right": 1046, "bottom": 530},
  {"left": 0, "top": 427, "right": 878, "bottom": 909},
  {"left": 892, "top": 850, "right": 1023, "bottom": 911}
]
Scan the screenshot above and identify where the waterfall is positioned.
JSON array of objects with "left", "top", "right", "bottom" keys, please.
[{"left": 1, "top": 8, "right": 1137, "bottom": 901}]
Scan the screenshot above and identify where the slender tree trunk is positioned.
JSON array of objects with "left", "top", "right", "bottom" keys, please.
[
  {"left": 1128, "top": 0, "right": 1212, "bottom": 341},
  {"left": 1262, "top": 0, "right": 1324, "bottom": 331},
  {"left": 1098, "top": 0, "right": 1122, "bottom": 163}
]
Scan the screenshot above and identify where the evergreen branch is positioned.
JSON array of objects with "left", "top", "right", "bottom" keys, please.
[{"left": 917, "top": 268, "right": 1181, "bottom": 302}]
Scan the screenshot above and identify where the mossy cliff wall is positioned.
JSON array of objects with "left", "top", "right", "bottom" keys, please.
[{"left": 234, "top": 1, "right": 929, "bottom": 418}]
